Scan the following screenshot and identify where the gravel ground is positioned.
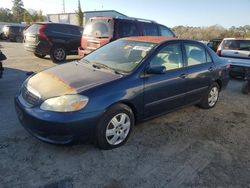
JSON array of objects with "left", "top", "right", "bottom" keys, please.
[{"left": 0, "top": 41, "right": 250, "bottom": 188}]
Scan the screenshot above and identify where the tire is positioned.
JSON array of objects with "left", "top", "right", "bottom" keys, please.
[
  {"left": 242, "top": 81, "right": 250, "bottom": 94},
  {"left": 50, "top": 45, "right": 66, "bottom": 63},
  {"left": 96, "top": 104, "right": 134, "bottom": 150},
  {"left": 199, "top": 82, "right": 220, "bottom": 109},
  {"left": 15, "top": 36, "right": 23, "bottom": 43},
  {"left": 34, "top": 53, "right": 46, "bottom": 58}
]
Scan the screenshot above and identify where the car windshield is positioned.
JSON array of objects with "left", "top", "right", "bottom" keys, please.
[
  {"left": 80, "top": 39, "right": 156, "bottom": 73},
  {"left": 83, "top": 19, "right": 114, "bottom": 38},
  {"left": 222, "top": 40, "right": 250, "bottom": 51}
]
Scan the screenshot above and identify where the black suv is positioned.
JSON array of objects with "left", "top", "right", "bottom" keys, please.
[
  {"left": 23, "top": 23, "right": 83, "bottom": 63},
  {"left": 2, "top": 25, "right": 26, "bottom": 42}
]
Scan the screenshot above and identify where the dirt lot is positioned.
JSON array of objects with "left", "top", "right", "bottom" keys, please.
[{"left": 0, "top": 41, "right": 250, "bottom": 188}]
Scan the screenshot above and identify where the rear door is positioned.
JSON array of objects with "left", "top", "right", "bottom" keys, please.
[
  {"left": 183, "top": 42, "right": 216, "bottom": 104},
  {"left": 143, "top": 42, "right": 187, "bottom": 118},
  {"left": 67, "top": 25, "right": 82, "bottom": 54}
]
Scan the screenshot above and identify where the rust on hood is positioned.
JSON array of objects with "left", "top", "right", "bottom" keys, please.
[{"left": 28, "top": 71, "right": 76, "bottom": 99}]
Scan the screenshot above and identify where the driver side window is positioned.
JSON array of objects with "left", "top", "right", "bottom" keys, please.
[{"left": 150, "top": 43, "right": 183, "bottom": 71}]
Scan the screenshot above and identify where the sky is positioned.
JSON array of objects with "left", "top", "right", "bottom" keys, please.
[{"left": 1, "top": 0, "right": 250, "bottom": 28}]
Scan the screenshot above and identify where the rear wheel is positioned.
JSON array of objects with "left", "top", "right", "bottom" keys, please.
[
  {"left": 96, "top": 104, "right": 134, "bottom": 150},
  {"left": 199, "top": 82, "right": 220, "bottom": 109},
  {"left": 50, "top": 45, "right": 66, "bottom": 63}
]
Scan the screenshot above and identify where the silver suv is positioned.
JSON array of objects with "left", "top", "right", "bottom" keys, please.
[{"left": 217, "top": 38, "right": 250, "bottom": 78}]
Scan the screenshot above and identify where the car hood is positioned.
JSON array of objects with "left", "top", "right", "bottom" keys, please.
[{"left": 26, "top": 61, "right": 121, "bottom": 100}]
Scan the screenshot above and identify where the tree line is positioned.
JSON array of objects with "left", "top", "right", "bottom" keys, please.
[
  {"left": 0, "top": 0, "right": 45, "bottom": 24},
  {"left": 172, "top": 25, "right": 250, "bottom": 41}
]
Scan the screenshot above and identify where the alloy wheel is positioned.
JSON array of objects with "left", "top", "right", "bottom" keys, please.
[
  {"left": 54, "top": 48, "right": 65, "bottom": 61},
  {"left": 105, "top": 113, "right": 131, "bottom": 145},
  {"left": 208, "top": 87, "right": 219, "bottom": 107}
]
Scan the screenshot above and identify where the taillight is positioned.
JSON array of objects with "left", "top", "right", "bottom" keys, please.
[
  {"left": 38, "top": 25, "right": 48, "bottom": 40},
  {"left": 216, "top": 50, "right": 221, "bottom": 56}
]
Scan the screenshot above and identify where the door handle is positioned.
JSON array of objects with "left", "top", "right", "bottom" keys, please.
[
  {"left": 208, "top": 67, "right": 215, "bottom": 72},
  {"left": 234, "top": 51, "right": 239, "bottom": 54},
  {"left": 179, "top": 73, "right": 187, "bottom": 79}
]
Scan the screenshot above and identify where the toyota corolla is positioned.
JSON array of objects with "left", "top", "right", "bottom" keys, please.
[{"left": 15, "top": 36, "right": 230, "bottom": 149}]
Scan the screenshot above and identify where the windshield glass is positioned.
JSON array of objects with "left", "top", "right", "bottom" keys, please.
[
  {"left": 83, "top": 19, "right": 114, "bottom": 38},
  {"left": 222, "top": 40, "right": 250, "bottom": 51},
  {"left": 80, "top": 39, "right": 156, "bottom": 73}
]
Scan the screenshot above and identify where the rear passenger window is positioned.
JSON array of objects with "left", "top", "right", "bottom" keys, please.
[
  {"left": 118, "top": 22, "right": 140, "bottom": 37},
  {"left": 184, "top": 44, "right": 207, "bottom": 66},
  {"left": 143, "top": 23, "right": 158, "bottom": 36},
  {"left": 159, "top": 26, "right": 174, "bottom": 37},
  {"left": 50, "top": 25, "right": 70, "bottom": 34},
  {"left": 150, "top": 43, "right": 183, "bottom": 71}
]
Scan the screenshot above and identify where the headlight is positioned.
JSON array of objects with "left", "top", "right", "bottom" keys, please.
[{"left": 40, "top": 95, "right": 88, "bottom": 112}]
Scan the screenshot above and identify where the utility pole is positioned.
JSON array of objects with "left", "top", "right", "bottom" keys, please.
[{"left": 62, "top": 0, "right": 65, "bottom": 13}]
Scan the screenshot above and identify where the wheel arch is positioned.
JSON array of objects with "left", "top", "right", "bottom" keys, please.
[
  {"left": 214, "top": 79, "right": 222, "bottom": 91},
  {"left": 107, "top": 100, "right": 139, "bottom": 123}
]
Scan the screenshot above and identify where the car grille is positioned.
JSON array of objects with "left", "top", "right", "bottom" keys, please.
[{"left": 21, "top": 86, "right": 41, "bottom": 106}]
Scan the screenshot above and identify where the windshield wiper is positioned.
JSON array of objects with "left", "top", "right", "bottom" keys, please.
[
  {"left": 92, "top": 63, "right": 123, "bottom": 75},
  {"left": 76, "top": 58, "right": 90, "bottom": 65}
]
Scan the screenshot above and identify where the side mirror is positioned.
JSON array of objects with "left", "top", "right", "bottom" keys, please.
[{"left": 146, "top": 66, "right": 166, "bottom": 74}]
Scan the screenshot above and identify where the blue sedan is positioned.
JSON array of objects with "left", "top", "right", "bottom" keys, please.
[{"left": 15, "top": 36, "right": 230, "bottom": 149}]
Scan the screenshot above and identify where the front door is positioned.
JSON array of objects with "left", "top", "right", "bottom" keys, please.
[{"left": 143, "top": 42, "right": 187, "bottom": 118}]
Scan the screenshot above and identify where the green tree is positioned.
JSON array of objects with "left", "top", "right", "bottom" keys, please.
[
  {"left": 0, "top": 8, "right": 14, "bottom": 22},
  {"left": 76, "top": 0, "right": 83, "bottom": 26},
  {"left": 23, "top": 10, "right": 32, "bottom": 24},
  {"left": 23, "top": 9, "right": 45, "bottom": 23},
  {"left": 12, "top": 0, "right": 25, "bottom": 23}
]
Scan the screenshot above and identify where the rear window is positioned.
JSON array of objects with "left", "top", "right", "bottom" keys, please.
[
  {"left": 221, "top": 40, "right": 250, "bottom": 51},
  {"left": 159, "top": 25, "right": 175, "bottom": 37},
  {"left": 25, "top": 24, "right": 42, "bottom": 34},
  {"left": 83, "top": 19, "right": 114, "bottom": 38}
]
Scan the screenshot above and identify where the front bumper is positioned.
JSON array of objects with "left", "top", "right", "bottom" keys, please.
[{"left": 15, "top": 96, "right": 104, "bottom": 144}]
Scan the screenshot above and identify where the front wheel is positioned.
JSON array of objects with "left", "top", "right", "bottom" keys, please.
[
  {"left": 199, "top": 83, "right": 220, "bottom": 109},
  {"left": 96, "top": 104, "right": 134, "bottom": 150},
  {"left": 50, "top": 46, "right": 66, "bottom": 63}
]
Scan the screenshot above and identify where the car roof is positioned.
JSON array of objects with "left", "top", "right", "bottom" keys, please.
[
  {"left": 223, "top": 38, "right": 250, "bottom": 40},
  {"left": 4, "top": 25, "right": 26, "bottom": 28},
  {"left": 34, "top": 22, "right": 82, "bottom": 27},
  {"left": 123, "top": 36, "right": 178, "bottom": 44}
]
